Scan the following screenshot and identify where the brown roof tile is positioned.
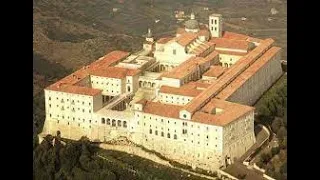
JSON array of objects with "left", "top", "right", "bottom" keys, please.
[
  {"left": 192, "top": 98, "right": 254, "bottom": 126},
  {"left": 210, "top": 38, "right": 250, "bottom": 50},
  {"left": 142, "top": 100, "right": 183, "bottom": 119},
  {"left": 222, "top": 31, "right": 249, "bottom": 40},
  {"left": 183, "top": 38, "right": 274, "bottom": 114},
  {"left": 159, "top": 85, "right": 203, "bottom": 97},
  {"left": 176, "top": 33, "right": 198, "bottom": 46},
  {"left": 46, "top": 50, "right": 130, "bottom": 96},
  {"left": 203, "top": 65, "right": 227, "bottom": 78}
]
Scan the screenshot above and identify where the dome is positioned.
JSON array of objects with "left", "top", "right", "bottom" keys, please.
[{"left": 184, "top": 19, "right": 199, "bottom": 30}]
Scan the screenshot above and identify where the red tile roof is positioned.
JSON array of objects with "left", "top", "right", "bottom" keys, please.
[
  {"left": 203, "top": 65, "right": 227, "bottom": 78},
  {"left": 91, "top": 67, "right": 141, "bottom": 79},
  {"left": 161, "top": 51, "right": 219, "bottom": 80},
  {"left": 47, "top": 84, "right": 102, "bottom": 96},
  {"left": 210, "top": 38, "right": 250, "bottom": 50},
  {"left": 46, "top": 50, "right": 130, "bottom": 96},
  {"left": 137, "top": 98, "right": 254, "bottom": 126},
  {"left": 141, "top": 100, "right": 183, "bottom": 119},
  {"left": 192, "top": 98, "right": 254, "bottom": 126},
  {"left": 188, "top": 81, "right": 211, "bottom": 89},
  {"left": 159, "top": 85, "right": 203, "bottom": 97},
  {"left": 183, "top": 38, "right": 274, "bottom": 114},
  {"left": 176, "top": 33, "right": 198, "bottom": 46},
  {"left": 190, "top": 41, "right": 215, "bottom": 56},
  {"left": 222, "top": 31, "right": 249, "bottom": 40}
]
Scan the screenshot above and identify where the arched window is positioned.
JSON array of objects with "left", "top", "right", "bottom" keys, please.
[
  {"left": 161, "top": 132, "right": 164, "bottom": 137},
  {"left": 107, "top": 118, "right": 110, "bottom": 125},
  {"left": 149, "top": 129, "right": 152, "bottom": 134},
  {"left": 167, "top": 133, "right": 170, "bottom": 138},
  {"left": 101, "top": 118, "right": 105, "bottom": 124},
  {"left": 174, "top": 134, "right": 177, "bottom": 139},
  {"left": 123, "top": 121, "right": 127, "bottom": 128},
  {"left": 112, "top": 119, "right": 116, "bottom": 126},
  {"left": 155, "top": 130, "right": 158, "bottom": 135}
]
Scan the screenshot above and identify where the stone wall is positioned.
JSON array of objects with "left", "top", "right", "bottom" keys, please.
[
  {"left": 226, "top": 51, "right": 283, "bottom": 106},
  {"left": 99, "top": 143, "right": 172, "bottom": 166}
]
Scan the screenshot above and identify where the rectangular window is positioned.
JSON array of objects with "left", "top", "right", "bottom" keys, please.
[
  {"left": 211, "top": 19, "right": 213, "bottom": 24},
  {"left": 182, "top": 129, "right": 187, "bottom": 134},
  {"left": 215, "top": 19, "right": 217, "bottom": 24},
  {"left": 173, "top": 49, "right": 176, "bottom": 55}
]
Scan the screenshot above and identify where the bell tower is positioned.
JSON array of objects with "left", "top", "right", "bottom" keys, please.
[
  {"left": 209, "top": 14, "right": 223, "bottom": 38},
  {"left": 146, "top": 28, "right": 154, "bottom": 43}
]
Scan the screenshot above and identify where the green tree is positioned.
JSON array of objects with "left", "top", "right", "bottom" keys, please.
[
  {"left": 280, "top": 161, "right": 287, "bottom": 174},
  {"left": 271, "top": 146, "right": 280, "bottom": 156},
  {"left": 283, "top": 108, "right": 287, "bottom": 127},
  {"left": 271, "top": 117, "right": 282, "bottom": 133},
  {"left": 277, "top": 126, "right": 287, "bottom": 140},
  {"left": 260, "top": 152, "right": 272, "bottom": 164}
]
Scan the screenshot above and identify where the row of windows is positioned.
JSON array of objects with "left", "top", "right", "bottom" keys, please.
[
  {"left": 48, "top": 104, "right": 92, "bottom": 113},
  {"left": 160, "top": 99, "right": 190, "bottom": 105},
  {"left": 211, "top": 27, "right": 218, "bottom": 31},
  {"left": 50, "top": 114, "right": 93, "bottom": 122},
  {"left": 138, "top": 117, "right": 178, "bottom": 125},
  {"left": 101, "top": 118, "right": 127, "bottom": 128},
  {"left": 56, "top": 120, "right": 93, "bottom": 129},
  {"left": 104, "top": 89, "right": 120, "bottom": 94},
  {"left": 92, "top": 76, "right": 120, "bottom": 81},
  {"left": 160, "top": 94, "right": 190, "bottom": 101},
  {"left": 136, "top": 114, "right": 218, "bottom": 132},
  {"left": 149, "top": 129, "right": 178, "bottom": 139},
  {"left": 48, "top": 97, "right": 91, "bottom": 106},
  {"left": 219, "top": 57, "right": 234, "bottom": 61},
  {"left": 211, "top": 19, "right": 218, "bottom": 25},
  {"left": 92, "top": 81, "right": 120, "bottom": 86}
]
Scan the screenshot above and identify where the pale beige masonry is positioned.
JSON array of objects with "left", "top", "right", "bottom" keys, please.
[{"left": 42, "top": 13, "right": 283, "bottom": 172}]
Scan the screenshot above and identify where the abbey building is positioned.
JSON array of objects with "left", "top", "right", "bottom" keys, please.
[{"left": 41, "top": 13, "right": 283, "bottom": 171}]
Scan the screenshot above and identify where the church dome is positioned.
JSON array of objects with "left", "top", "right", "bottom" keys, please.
[
  {"left": 184, "top": 19, "right": 199, "bottom": 30},
  {"left": 184, "top": 12, "right": 199, "bottom": 31}
]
